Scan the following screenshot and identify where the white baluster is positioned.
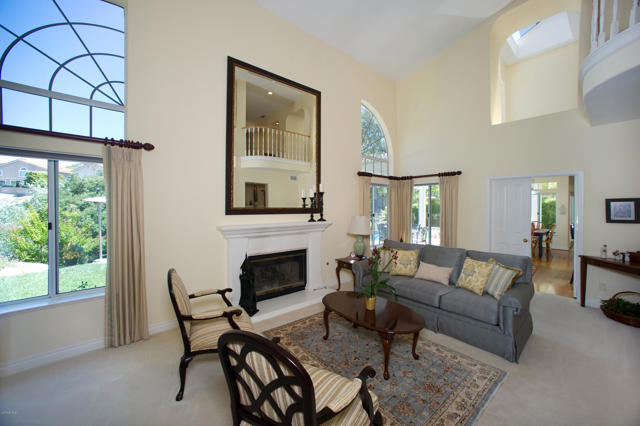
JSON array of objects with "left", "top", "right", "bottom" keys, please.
[
  {"left": 591, "top": 0, "right": 599, "bottom": 52},
  {"left": 610, "top": 0, "right": 619, "bottom": 37},
  {"left": 632, "top": 0, "right": 638, "bottom": 28},
  {"left": 598, "top": 0, "right": 606, "bottom": 46}
]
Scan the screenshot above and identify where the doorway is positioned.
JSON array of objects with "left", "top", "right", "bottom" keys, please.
[
  {"left": 245, "top": 183, "right": 267, "bottom": 208},
  {"left": 487, "top": 172, "right": 583, "bottom": 303}
]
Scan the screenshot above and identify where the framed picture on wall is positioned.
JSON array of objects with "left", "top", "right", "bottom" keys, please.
[{"left": 605, "top": 198, "right": 640, "bottom": 223}]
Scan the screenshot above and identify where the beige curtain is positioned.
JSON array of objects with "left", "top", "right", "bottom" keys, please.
[
  {"left": 357, "top": 175, "right": 372, "bottom": 252},
  {"left": 103, "top": 146, "right": 149, "bottom": 347},
  {"left": 390, "top": 179, "right": 412, "bottom": 242},
  {"left": 440, "top": 175, "right": 459, "bottom": 248}
]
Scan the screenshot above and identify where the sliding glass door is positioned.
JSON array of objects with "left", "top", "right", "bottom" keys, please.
[{"left": 411, "top": 184, "right": 441, "bottom": 245}]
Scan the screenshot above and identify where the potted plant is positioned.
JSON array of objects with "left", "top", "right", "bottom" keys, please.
[{"left": 359, "top": 247, "right": 398, "bottom": 310}]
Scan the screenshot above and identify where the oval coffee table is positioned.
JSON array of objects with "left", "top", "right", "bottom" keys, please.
[{"left": 322, "top": 291, "right": 425, "bottom": 380}]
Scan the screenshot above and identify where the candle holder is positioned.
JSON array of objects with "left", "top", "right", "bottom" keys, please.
[
  {"left": 317, "top": 192, "right": 326, "bottom": 222},
  {"left": 301, "top": 197, "right": 307, "bottom": 208},
  {"left": 308, "top": 195, "right": 316, "bottom": 222}
]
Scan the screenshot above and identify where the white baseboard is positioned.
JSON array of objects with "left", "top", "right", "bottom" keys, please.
[
  {"left": 585, "top": 298, "right": 601, "bottom": 308},
  {"left": 149, "top": 319, "right": 177, "bottom": 335},
  {"left": 0, "top": 337, "right": 104, "bottom": 378},
  {"left": 1, "top": 319, "right": 179, "bottom": 378}
]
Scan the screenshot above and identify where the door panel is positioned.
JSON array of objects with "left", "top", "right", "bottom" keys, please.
[{"left": 490, "top": 178, "right": 532, "bottom": 256}]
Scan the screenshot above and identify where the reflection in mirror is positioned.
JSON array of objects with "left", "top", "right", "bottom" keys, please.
[{"left": 226, "top": 57, "right": 320, "bottom": 214}]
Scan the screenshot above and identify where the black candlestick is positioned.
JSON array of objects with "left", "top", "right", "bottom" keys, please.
[
  {"left": 301, "top": 197, "right": 307, "bottom": 208},
  {"left": 308, "top": 195, "right": 316, "bottom": 222},
  {"left": 317, "top": 192, "right": 326, "bottom": 221}
]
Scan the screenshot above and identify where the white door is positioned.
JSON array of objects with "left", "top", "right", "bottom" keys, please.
[{"left": 489, "top": 177, "right": 532, "bottom": 256}]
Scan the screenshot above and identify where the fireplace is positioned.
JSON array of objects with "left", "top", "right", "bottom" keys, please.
[
  {"left": 218, "top": 221, "right": 331, "bottom": 308},
  {"left": 248, "top": 249, "right": 307, "bottom": 301}
]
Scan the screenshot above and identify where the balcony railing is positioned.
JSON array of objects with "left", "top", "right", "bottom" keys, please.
[
  {"left": 591, "top": 0, "right": 639, "bottom": 52},
  {"left": 243, "top": 126, "right": 311, "bottom": 163}
]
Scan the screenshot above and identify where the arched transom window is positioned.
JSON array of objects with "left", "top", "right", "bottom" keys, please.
[
  {"left": 361, "top": 104, "right": 389, "bottom": 175},
  {"left": 0, "top": 0, "right": 125, "bottom": 139}
]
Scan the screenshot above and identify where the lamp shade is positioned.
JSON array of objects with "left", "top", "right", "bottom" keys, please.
[{"left": 348, "top": 216, "right": 370, "bottom": 235}]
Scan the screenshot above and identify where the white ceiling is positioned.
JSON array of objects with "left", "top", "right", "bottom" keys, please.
[{"left": 250, "top": 0, "right": 514, "bottom": 80}]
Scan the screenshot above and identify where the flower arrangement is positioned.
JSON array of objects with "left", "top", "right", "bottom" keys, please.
[{"left": 359, "top": 247, "right": 398, "bottom": 302}]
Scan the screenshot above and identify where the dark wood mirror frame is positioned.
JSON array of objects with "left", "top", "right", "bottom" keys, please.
[{"left": 225, "top": 57, "right": 321, "bottom": 215}]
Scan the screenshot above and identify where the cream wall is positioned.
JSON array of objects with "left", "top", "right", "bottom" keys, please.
[
  {"left": 396, "top": 0, "right": 640, "bottom": 303},
  {"left": 0, "top": 0, "right": 396, "bottom": 365},
  {"left": 505, "top": 42, "right": 579, "bottom": 122}
]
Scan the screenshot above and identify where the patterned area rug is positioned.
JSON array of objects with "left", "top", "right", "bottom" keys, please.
[{"left": 265, "top": 313, "right": 506, "bottom": 425}]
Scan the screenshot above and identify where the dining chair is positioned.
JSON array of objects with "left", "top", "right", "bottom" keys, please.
[{"left": 544, "top": 224, "right": 556, "bottom": 259}]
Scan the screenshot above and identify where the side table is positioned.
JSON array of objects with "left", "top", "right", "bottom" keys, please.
[{"left": 335, "top": 257, "right": 361, "bottom": 291}]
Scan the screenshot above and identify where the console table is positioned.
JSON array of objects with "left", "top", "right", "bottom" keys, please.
[{"left": 579, "top": 255, "right": 640, "bottom": 306}]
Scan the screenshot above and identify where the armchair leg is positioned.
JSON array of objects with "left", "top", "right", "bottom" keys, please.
[{"left": 176, "top": 355, "right": 194, "bottom": 401}]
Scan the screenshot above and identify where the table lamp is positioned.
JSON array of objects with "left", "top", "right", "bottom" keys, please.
[{"left": 348, "top": 215, "right": 370, "bottom": 258}]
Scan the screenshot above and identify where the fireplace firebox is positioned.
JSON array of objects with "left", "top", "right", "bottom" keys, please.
[{"left": 239, "top": 249, "right": 307, "bottom": 315}]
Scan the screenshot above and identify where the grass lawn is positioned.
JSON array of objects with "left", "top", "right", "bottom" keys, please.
[{"left": 0, "top": 262, "right": 106, "bottom": 303}]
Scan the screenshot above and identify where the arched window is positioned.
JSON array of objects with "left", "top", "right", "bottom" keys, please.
[
  {"left": 361, "top": 104, "right": 389, "bottom": 175},
  {"left": 18, "top": 167, "right": 27, "bottom": 177},
  {"left": 0, "top": 0, "right": 125, "bottom": 139}
]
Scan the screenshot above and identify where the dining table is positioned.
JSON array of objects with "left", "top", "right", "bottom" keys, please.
[{"left": 532, "top": 228, "right": 549, "bottom": 258}]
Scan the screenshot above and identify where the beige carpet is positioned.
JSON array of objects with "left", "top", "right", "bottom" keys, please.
[{"left": 1, "top": 292, "right": 639, "bottom": 425}]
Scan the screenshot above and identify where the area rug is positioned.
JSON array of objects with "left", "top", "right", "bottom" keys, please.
[{"left": 265, "top": 313, "right": 506, "bottom": 425}]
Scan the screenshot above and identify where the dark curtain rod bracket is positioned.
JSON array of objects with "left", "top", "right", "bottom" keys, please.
[{"left": 357, "top": 170, "right": 461, "bottom": 180}]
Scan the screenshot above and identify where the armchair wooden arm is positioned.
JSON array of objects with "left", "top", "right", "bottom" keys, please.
[{"left": 189, "top": 288, "right": 233, "bottom": 307}]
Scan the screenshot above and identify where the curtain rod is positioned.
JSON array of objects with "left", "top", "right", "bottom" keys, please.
[
  {"left": 357, "top": 170, "right": 461, "bottom": 180},
  {"left": 104, "top": 138, "right": 155, "bottom": 151}
]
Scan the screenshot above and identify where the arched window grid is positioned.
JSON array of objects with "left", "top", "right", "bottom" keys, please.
[
  {"left": 0, "top": 1, "right": 125, "bottom": 139},
  {"left": 361, "top": 103, "right": 391, "bottom": 175}
]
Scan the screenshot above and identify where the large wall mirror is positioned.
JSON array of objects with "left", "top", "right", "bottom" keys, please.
[{"left": 226, "top": 57, "right": 321, "bottom": 215}]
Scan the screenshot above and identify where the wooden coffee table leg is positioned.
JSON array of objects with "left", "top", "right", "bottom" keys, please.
[
  {"left": 323, "top": 309, "right": 330, "bottom": 340},
  {"left": 412, "top": 331, "right": 420, "bottom": 360},
  {"left": 378, "top": 331, "right": 394, "bottom": 380}
]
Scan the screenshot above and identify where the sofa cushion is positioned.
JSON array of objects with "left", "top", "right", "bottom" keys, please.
[
  {"left": 440, "top": 289, "right": 499, "bottom": 325},
  {"left": 467, "top": 250, "right": 531, "bottom": 285},
  {"left": 455, "top": 257, "right": 494, "bottom": 295},
  {"left": 415, "top": 261, "right": 453, "bottom": 286},
  {"left": 392, "top": 277, "right": 456, "bottom": 307},
  {"left": 390, "top": 249, "right": 420, "bottom": 276},
  {"left": 419, "top": 245, "right": 466, "bottom": 284}
]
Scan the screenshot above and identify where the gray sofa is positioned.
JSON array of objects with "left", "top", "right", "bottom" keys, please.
[{"left": 353, "top": 240, "right": 534, "bottom": 362}]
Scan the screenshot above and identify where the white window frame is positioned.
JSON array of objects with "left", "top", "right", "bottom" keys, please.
[{"left": 0, "top": 148, "right": 106, "bottom": 312}]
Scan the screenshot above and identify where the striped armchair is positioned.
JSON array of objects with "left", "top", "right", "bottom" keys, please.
[
  {"left": 168, "top": 268, "right": 254, "bottom": 401},
  {"left": 218, "top": 330, "right": 382, "bottom": 426}
]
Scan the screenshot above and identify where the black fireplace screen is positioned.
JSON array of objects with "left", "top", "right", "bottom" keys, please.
[{"left": 240, "top": 249, "right": 307, "bottom": 315}]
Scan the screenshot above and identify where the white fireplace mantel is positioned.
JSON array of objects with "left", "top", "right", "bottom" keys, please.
[{"left": 217, "top": 221, "right": 332, "bottom": 305}]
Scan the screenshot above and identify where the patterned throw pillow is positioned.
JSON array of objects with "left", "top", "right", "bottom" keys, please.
[
  {"left": 455, "top": 257, "right": 494, "bottom": 295},
  {"left": 484, "top": 258, "right": 523, "bottom": 299},
  {"left": 390, "top": 249, "right": 420, "bottom": 276},
  {"left": 378, "top": 247, "right": 394, "bottom": 273},
  {"left": 414, "top": 261, "right": 453, "bottom": 286}
]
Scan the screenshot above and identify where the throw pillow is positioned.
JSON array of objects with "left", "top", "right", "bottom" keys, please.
[
  {"left": 414, "top": 261, "right": 453, "bottom": 286},
  {"left": 390, "top": 249, "right": 419, "bottom": 276},
  {"left": 455, "top": 257, "right": 494, "bottom": 295},
  {"left": 484, "top": 258, "right": 523, "bottom": 299},
  {"left": 378, "top": 247, "right": 395, "bottom": 273}
]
